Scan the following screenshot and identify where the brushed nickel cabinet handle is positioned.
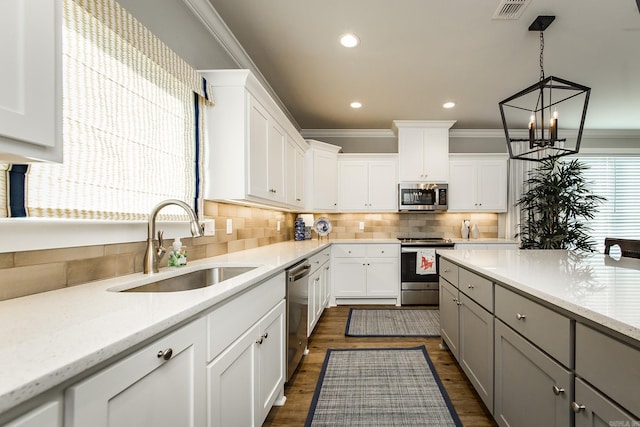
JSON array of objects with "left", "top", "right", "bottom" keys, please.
[
  {"left": 157, "top": 348, "right": 173, "bottom": 360},
  {"left": 552, "top": 385, "right": 565, "bottom": 395},
  {"left": 571, "top": 402, "right": 586, "bottom": 413},
  {"left": 516, "top": 313, "right": 526, "bottom": 320}
]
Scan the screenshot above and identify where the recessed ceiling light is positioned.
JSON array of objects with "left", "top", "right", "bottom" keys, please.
[
  {"left": 443, "top": 102, "right": 456, "bottom": 109},
  {"left": 340, "top": 33, "right": 360, "bottom": 48},
  {"left": 350, "top": 101, "right": 362, "bottom": 109}
]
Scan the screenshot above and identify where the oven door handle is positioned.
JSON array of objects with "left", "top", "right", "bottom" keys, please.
[{"left": 402, "top": 247, "right": 424, "bottom": 253}]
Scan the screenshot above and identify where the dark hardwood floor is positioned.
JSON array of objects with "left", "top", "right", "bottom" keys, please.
[{"left": 264, "top": 305, "right": 497, "bottom": 426}]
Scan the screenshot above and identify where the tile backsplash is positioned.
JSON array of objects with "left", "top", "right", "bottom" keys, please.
[{"left": 0, "top": 204, "right": 497, "bottom": 301}]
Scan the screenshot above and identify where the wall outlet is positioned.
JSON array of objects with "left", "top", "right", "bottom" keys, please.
[
  {"left": 226, "top": 218, "right": 233, "bottom": 234},
  {"left": 359, "top": 221, "right": 365, "bottom": 230},
  {"left": 277, "top": 220, "right": 281, "bottom": 231},
  {"left": 202, "top": 219, "right": 215, "bottom": 236}
]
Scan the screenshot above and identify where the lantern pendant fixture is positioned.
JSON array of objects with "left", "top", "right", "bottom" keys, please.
[{"left": 499, "top": 16, "right": 591, "bottom": 162}]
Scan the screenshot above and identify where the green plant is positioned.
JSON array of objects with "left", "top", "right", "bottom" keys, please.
[{"left": 516, "top": 157, "right": 605, "bottom": 251}]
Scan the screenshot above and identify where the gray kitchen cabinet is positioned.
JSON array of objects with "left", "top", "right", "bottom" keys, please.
[
  {"left": 459, "top": 292, "right": 494, "bottom": 412},
  {"left": 65, "top": 318, "right": 207, "bottom": 427},
  {"left": 439, "top": 277, "right": 460, "bottom": 359},
  {"left": 0, "top": 0, "right": 62, "bottom": 163},
  {"left": 573, "top": 378, "right": 638, "bottom": 426},
  {"left": 494, "top": 319, "right": 572, "bottom": 427}
]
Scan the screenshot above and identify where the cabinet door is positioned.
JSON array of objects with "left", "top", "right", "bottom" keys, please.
[
  {"left": 208, "top": 323, "right": 259, "bottom": 427},
  {"left": 494, "top": 319, "right": 572, "bottom": 427},
  {"left": 366, "top": 258, "right": 399, "bottom": 297},
  {"left": 448, "top": 160, "right": 477, "bottom": 211},
  {"left": 368, "top": 161, "right": 398, "bottom": 211},
  {"left": 248, "top": 96, "right": 270, "bottom": 200},
  {"left": 573, "top": 378, "right": 638, "bottom": 427},
  {"left": 321, "top": 263, "right": 331, "bottom": 308},
  {"left": 66, "top": 318, "right": 206, "bottom": 427},
  {"left": 257, "top": 301, "right": 286, "bottom": 425},
  {"left": 338, "top": 161, "right": 369, "bottom": 211},
  {"left": 398, "top": 128, "right": 424, "bottom": 181},
  {"left": 422, "top": 128, "right": 449, "bottom": 182},
  {"left": 332, "top": 258, "right": 366, "bottom": 297},
  {"left": 4, "top": 400, "right": 61, "bottom": 427},
  {"left": 439, "top": 278, "right": 460, "bottom": 360},
  {"left": 0, "top": 0, "right": 62, "bottom": 162},
  {"left": 476, "top": 159, "right": 507, "bottom": 212},
  {"left": 459, "top": 293, "right": 494, "bottom": 413},
  {"left": 307, "top": 269, "right": 321, "bottom": 335},
  {"left": 267, "top": 121, "right": 285, "bottom": 202},
  {"left": 285, "top": 140, "right": 305, "bottom": 207},
  {"left": 313, "top": 150, "right": 338, "bottom": 210}
]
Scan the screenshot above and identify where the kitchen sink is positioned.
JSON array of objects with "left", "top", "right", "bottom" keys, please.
[{"left": 118, "top": 266, "right": 258, "bottom": 292}]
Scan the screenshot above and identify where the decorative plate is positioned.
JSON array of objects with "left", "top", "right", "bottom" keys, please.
[{"left": 313, "top": 217, "right": 332, "bottom": 236}]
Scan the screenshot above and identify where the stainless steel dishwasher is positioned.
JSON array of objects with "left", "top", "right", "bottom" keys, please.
[{"left": 286, "top": 259, "right": 311, "bottom": 382}]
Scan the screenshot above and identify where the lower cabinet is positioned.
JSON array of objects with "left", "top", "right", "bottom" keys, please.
[
  {"left": 332, "top": 244, "right": 399, "bottom": 304},
  {"left": 65, "top": 318, "right": 207, "bottom": 427},
  {"left": 308, "top": 249, "right": 331, "bottom": 336},
  {"left": 3, "top": 399, "right": 61, "bottom": 427},
  {"left": 439, "top": 278, "right": 460, "bottom": 359},
  {"left": 207, "top": 300, "right": 285, "bottom": 427},
  {"left": 494, "top": 319, "right": 572, "bottom": 427},
  {"left": 573, "top": 378, "right": 638, "bottom": 427}
]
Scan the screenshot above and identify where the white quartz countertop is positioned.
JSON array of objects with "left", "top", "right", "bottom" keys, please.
[
  {"left": 0, "top": 240, "right": 339, "bottom": 414},
  {"left": 438, "top": 249, "right": 640, "bottom": 344}
]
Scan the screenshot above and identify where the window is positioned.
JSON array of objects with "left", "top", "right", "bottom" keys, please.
[
  {"left": 3, "top": 0, "right": 211, "bottom": 220},
  {"left": 577, "top": 156, "right": 640, "bottom": 252}
]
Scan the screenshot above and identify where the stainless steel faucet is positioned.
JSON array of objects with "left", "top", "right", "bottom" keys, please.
[{"left": 143, "top": 199, "right": 203, "bottom": 274}]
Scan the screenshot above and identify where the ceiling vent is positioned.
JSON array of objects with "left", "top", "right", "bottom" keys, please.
[{"left": 492, "top": 0, "right": 531, "bottom": 20}]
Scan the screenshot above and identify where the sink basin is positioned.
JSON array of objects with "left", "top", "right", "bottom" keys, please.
[{"left": 120, "top": 266, "right": 258, "bottom": 292}]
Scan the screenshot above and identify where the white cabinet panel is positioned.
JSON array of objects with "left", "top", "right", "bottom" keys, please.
[
  {"left": 448, "top": 154, "right": 508, "bottom": 212},
  {"left": 65, "top": 318, "right": 206, "bottom": 427},
  {"left": 0, "top": 0, "right": 62, "bottom": 162},
  {"left": 305, "top": 141, "right": 340, "bottom": 211},
  {"left": 4, "top": 400, "right": 61, "bottom": 427},
  {"left": 338, "top": 157, "right": 398, "bottom": 212},
  {"left": 395, "top": 121, "right": 455, "bottom": 183}
]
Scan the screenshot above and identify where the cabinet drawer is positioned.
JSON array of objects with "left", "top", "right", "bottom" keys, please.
[
  {"left": 574, "top": 377, "right": 638, "bottom": 426},
  {"left": 459, "top": 268, "right": 493, "bottom": 312},
  {"left": 439, "top": 258, "right": 459, "bottom": 287},
  {"left": 365, "top": 244, "right": 398, "bottom": 258},
  {"left": 575, "top": 323, "right": 640, "bottom": 417},
  {"left": 332, "top": 244, "right": 366, "bottom": 258},
  {"left": 495, "top": 285, "right": 571, "bottom": 367},
  {"left": 207, "top": 273, "right": 285, "bottom": 362},
  {"left": 309, "top": 247, "right": 330, "bottom": 272}
]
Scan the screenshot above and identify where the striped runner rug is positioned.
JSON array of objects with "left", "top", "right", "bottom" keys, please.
[
  {"left": 305, "top": 346, "right": 461, "bottom": 426},
  {"left": 345, "top": 308, "right": 440, "bottom": 337}
]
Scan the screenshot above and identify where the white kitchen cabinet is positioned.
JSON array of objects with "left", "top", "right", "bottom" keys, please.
[
  {"left": 332, "top": 244, "right": 399, "bottom": 304},
  {"left": 208, "top": 300, "right": 285, "bottom": 427},
  {"left": 494, "top": 319, "right": 572, "bottom": 427},
  {"left": 308, "top": 248, "right": 331, "bottom": 336},
  {"left": 448, "top": 154, "right": 508, "bottom": 212},
  {"left": 285, "top": 138, "right": 305, "bottom": 208},
  {"left": 393, "top": 120, "right": 456, "bottom": 183},
  {"left": 65, "top": 318, "right": 206, "bottom": 427},
  {"left": 338, "top": 154, "right": 398, "bottom": 212},
  {"left": 200, "top": 69, "right": 307, "bottom": 209},
  {"left": 3, "top": 399, "right": 61, "bottom": 427},
  {"left": 0, "top": 0, "right": 62, "bottom": 163},
  {"left": 305, "top": 140, "right": 341, "bottom": 211}
]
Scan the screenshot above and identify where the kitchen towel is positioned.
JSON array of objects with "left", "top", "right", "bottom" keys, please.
[{"left": 416, "top": 249, "right": 436, "bottom": 275}]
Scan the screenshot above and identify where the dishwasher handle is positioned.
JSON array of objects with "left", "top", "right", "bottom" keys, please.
[{"left": 287, "top": 262, "right": 311, "bottom": 282}]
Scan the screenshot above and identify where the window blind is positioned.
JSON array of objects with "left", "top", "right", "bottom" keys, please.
[
  {"left": 577, "top": 157, "right": 640, "bottom": 252},
  {"left": 10, "top": 0, "right": 211, "bottom": 220}
]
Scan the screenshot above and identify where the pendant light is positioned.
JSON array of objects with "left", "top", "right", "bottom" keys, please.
[{"left": 498, "top": 16, "right": 591, "bottom": 162}]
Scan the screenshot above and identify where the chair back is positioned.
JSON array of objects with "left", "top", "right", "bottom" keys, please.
[{"left": 604, "top": 238, "right": 640, "bottom": 259}]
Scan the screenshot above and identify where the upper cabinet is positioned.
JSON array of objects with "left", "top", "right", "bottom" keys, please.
[
  {"left": 338, "top": 154, "right": 398, "bottom": 212},
  {"left": 304, "top": 140, "right": 341, "bottom": 212},
  {"left": 393, "top": 120, "right": 456, "bottom": 183},
  {"left": 0, "top": 0, "right": 62, "bottom": 163},
  {"left": 448, "top": 154, "right": 508, "bottom": 212},
  {"left": 200, "top": 70, "right": 306, "bottom": 210}
]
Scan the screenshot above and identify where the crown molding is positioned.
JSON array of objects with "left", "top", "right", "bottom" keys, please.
[
  {"left": 301, "top": 129, "right": 396, "bottom": 138},
  {"left": 181, "top": 0, "right": 301, "bottom": 130},
  {"left": 450, "top": 129, "right": 640, "bottom": 139}
]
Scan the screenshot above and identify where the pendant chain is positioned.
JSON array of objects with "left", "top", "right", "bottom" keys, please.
[{"left": 539, "top": 31, "right": 545, "bottom": 81}]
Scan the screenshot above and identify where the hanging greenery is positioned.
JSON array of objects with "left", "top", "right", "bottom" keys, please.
[{"left": 516, "top": 157, "right": 605, "bottom": 251}]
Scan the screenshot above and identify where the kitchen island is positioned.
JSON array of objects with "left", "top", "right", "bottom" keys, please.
[{"left": 438, "top": 248, "right": 640, "bottom": 426}]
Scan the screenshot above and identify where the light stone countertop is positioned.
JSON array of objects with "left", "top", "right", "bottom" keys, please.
[
  {"left": 0, "top": 240, "right": 343, "bottom": 414},
  {"left": 450, "top": 238, "right": 518, "bottom": 244},
  {"left": 438, "top": 249, "right": 640, "bottom": 345}
]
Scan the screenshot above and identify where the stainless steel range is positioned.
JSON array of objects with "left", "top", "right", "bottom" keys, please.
[{"left": 399, "top": 238, "right": 455, "bottom": 305}]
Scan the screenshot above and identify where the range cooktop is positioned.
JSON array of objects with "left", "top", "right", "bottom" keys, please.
[{"left": 397, "top": 237, "right": 454, "bottom": 247}]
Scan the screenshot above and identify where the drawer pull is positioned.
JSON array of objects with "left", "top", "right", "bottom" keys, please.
[
  {"left": 157, "top": 348, "right": 173, "bottom": 361},
  {"left": 571, "top": 402, "right": 586, "bottom": 413},
  {"left": 467, "top": 284, "right": 475, "bottom": 289},
  {"left": 552, "top": 385, "right": 565, "bottom": 395},
  {"left": 516, "top": 313, "right": 526, "bottom": 320},
  {"left": 256, "top": 337, "right": 264, "bottom": 344},
  {"left": 443, "top": 269, "right": 450, "bottom": 273}
]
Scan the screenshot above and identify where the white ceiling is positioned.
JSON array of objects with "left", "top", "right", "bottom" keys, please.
[{"left": 206, "top": 0, "right": 640, "bottom": 132}]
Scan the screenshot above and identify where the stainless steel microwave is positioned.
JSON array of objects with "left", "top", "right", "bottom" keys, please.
[{"left": 398, "top": 183, "right": 448, "bottom": 211}]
